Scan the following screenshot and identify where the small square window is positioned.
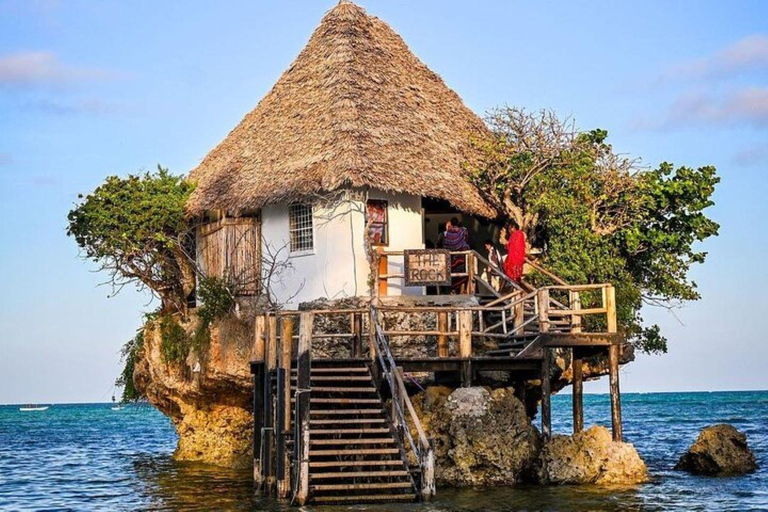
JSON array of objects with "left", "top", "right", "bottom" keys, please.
[
  {"left": 366, "top": 199, "right": 389, "bottom": 246},
  {"left": 289, "top": 203, "right": 314, "bottom": 254}
]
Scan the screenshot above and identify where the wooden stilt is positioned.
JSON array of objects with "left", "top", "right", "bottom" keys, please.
[
  {"left": 541, "top": 349, "right": 551, "bottom": 439},
  {"left": 277, "top": 317, "right": 293, "bottom": 499},
  {"left": 295, "top": 312, "right": 313, "bottom": 506},
  {"left": 252, "top": 363, "right": 265, "bottom": 491},
  {"left": 609, "top": 344, "right": 623, "bottom": 442},
  {"left": 572, "top": 349, "right": 583, "bottom": 434},
  {"left": 262, "top": 369, "right": 274, "bottom": 494}
]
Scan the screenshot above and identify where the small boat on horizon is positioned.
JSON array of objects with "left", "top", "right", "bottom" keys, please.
[{"left": 19, "top": 404, "right": 49, "bottom": 411}]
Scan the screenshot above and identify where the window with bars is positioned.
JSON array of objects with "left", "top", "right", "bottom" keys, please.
[{"left": 288, "top": 203, "right": 314, "bottom": 254}]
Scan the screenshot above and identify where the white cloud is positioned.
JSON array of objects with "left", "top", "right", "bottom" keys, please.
[
  {"left": 0, "top": 51, "right": 114, "bottom": 88},
  {"left": 665, "top": 34, "right": 768, "bottom": 81},
  {"left": 636, "top": 87, "right": 768, "bottom": 130}
]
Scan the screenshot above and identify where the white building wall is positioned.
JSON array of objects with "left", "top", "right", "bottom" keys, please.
[{"left": 261, "top": 191, "right": 424, "bottom": 308}]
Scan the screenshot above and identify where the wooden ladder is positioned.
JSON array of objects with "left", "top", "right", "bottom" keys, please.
[{"left": 290, "top": 361, "right": 419, "bottom": 505}]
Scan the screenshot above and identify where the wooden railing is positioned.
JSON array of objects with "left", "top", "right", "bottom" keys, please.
[{"left": 370, "top": 306, "right": 435, "bottom": 500}]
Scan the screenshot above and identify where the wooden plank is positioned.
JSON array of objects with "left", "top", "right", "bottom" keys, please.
[
  {"left": 609, "top": 344, "right": 623, "bottom": 442},
  {"left": 572, "top": 349, "right": 583, "bottom": 434},
  {"left": 539, "top": 333, "right": 618, "bottom": 347},
  {"left": 274, "top": 368, "right": 287, "bottom": 496},
  {"left": 605, "top": 285, "right": 617, "bottom": 334},
  {"left": 295, "top": 312, "right": 313, "bottom": 506},
  {"left": 541, "top": 349, "right": 551, "bottom": 439},
  {"left": 377, "top": 252, "right": 388, "bottom": 297}
]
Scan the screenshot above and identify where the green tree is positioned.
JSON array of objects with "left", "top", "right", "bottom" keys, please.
[
  {"left": 469, "top": 108, "right": 719, "bottom": 353},
  {"left": 67, "top": 166, "right": 196, "bottom": 314}
]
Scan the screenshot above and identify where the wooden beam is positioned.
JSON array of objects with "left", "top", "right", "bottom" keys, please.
[
  {"left": 274, "top": 367, "right": 287, "bottom": 497},
  {"left": 436, "top": 311, "right": 448, "bottom": 358},
  {"left": 605, "top": 284, "right": 617, "bottom": 334},
  {"left": 572, "top": 349, "right": 583, "bottom": 434},
  {"left": 541, "top": 349, "right": 551, "bottom": 439},
  {"left": 539, "top": 333, "right": 618, "bottom": 347},
  {"left": 295, "top": 312, "right": 313, "bottom": 506},
  {"left": 458, "top": 310, "right": 473, "bottom": 387},
  {"left": 609, "top": 344, "right": 623, "bottom": 442},
  {"left": 569, "top": 290, "right": 582, "bottom": 334}
]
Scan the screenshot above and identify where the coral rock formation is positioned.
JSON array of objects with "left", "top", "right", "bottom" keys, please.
[
  {"left": 675, "top": 424, "right": 757, "bottom": 475},
  {"left": 536, "top": 426, "right": 648, "bottom": 485}
]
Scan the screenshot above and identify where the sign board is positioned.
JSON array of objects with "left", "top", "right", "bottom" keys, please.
[{"left": 404, "top": 249, "right": 451, "bottom": 286}]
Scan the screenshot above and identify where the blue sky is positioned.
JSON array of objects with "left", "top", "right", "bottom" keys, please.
[{"left": 0, "top": 1, "right": 766, "bottom": 403}]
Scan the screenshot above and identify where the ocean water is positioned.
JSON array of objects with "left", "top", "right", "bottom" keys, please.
[{"left": 0, "top": 391, "right": 766, "bottom": 511}]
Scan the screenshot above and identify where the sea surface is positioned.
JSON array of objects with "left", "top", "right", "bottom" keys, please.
[{"left": 0, "top": 391, "right": 766, "bottom": 511}]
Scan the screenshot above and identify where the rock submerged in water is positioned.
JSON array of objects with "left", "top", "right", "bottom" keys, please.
[
  {"left": 675, "top": 424, "right": 757, "bottom": 475},
  {"left": 413, "top": 387, "right": 647, "bottom": 487},
  {"left": 413, "top": 386, "right": 540, "bottom": 486},
  {"left": 535, "top": 426, "right": 648, "bottom": 485}
]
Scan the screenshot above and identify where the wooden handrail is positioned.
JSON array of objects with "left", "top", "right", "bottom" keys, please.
[{"left": 525, "top": 257, "right": 569, "bottom": 286}]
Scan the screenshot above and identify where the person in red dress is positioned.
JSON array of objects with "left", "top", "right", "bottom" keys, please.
[{"left": 504, "top": 221, "right": 526, "bottom": 283}]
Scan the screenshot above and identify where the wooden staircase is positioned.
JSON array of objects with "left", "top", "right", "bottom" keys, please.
[{"left": 289, "top": 361, "right": 419, "bottom": 505}]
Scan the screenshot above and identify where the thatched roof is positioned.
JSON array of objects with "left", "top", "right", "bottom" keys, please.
[{"left": 187, "top": 1, "right": 494, "bottom": 218}]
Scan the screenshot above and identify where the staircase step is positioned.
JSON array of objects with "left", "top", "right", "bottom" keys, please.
[
  {"left": 311, "top": 438, "right": 395, "bottom": 446},
  {"left": 310, "top": 448, "right": 400, "bottom": 456},
  {"left": 309, "top": 459, "right": 406, "bottom": 468},
  {"left": 293, "top": 366, "right": 369, "bottom": 374},
  {"left": 301, "top": 398, "right": 382, "bottom": 405},
  {"left": 312, "top": 482, "right": 414, "bottom": 491},
  {"left": 313, "top": 494, "right": 416, "bottom": 504},
  {"left": 311, "top": 428, "right": 391, "bottom": 435},
  {"left": 291, "top": 375, "right": 372, "bottom": 382},
  {"left": 310, "top": 409, "right": 385, "bottom": 416},
  {"left": 310, "top": 418, "right": 387, "bottom": 425},
  {"left": 310, "top": 470, "right": 410, "bottom": 479},
  {"left": 309, "top": 386, "right": 377, "bottom": 393}
]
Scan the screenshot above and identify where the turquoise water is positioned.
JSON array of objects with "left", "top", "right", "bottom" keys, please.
[{"left": 0, "top": 391, "right": 766, "bottom": 511}]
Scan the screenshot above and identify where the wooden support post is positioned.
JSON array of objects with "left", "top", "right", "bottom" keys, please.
[
  {"left": 274, "top": 367, "right": 286, "bottom": 496},
  {"left": 541, "top": 348, "right": 552, "bottom": 439},
  {"left": 254, "top": 314, "right": 266, "bottom": 362},
  {"left": 572, "top": 348, "right": 583, "bottom": 434},
  {"left": 514, "top": 292, "right": 525, "bottom": 331},
  {"left": 458, "top": 309, "right": 473, "bottom": 387},
  {"left": 604, "top": 284, "right": 622, "bottom": 442},
  {"left": 537, "top": 288, "right": 550, "bottom": 334},
  {"left": 266, "top": 315, "right": 278, "bottom": 372},
  {"left": 436, "top": 311, "right": 448, "bottom": 358},
  {"left": 262, "top": 368, "right": 274, "bottom": 494},
  {"left": 609, "top": 344, "right": 623, "bottom": 442},
  {"left": 295, "top": 312, "right": 313, "bottom": 506},
  {"left": 569, "top": 290, "right": 582, "bottom": 334},
  {"left": 377, "top": 251, "right": 388, "bottom": 297},
  {"left": 466, "top": 252, "right": 475, "bottom": 295},
  {"left": 252, "top": 363, "right": 265, "bottom": 490},
  {"left": 277, "top": 316, "right": 293, "bottom": 499},
  {"left": 351, "top": 313, "right": 363, "bottom": 359},
  {"left": 421, "top": 444, "right": 436, "bottom": 500}
]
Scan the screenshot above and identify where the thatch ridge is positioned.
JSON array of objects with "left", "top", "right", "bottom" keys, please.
[{"left": 187, "top": 2, "right": 494, "bottom": 217}]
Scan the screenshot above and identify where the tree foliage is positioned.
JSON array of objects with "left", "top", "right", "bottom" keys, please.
[
  {"left": 468, "top": 108, "right": 719, "bottom": 353},
  {"left": 67, "top": 166, "right": 196, "bottom": 314}
]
